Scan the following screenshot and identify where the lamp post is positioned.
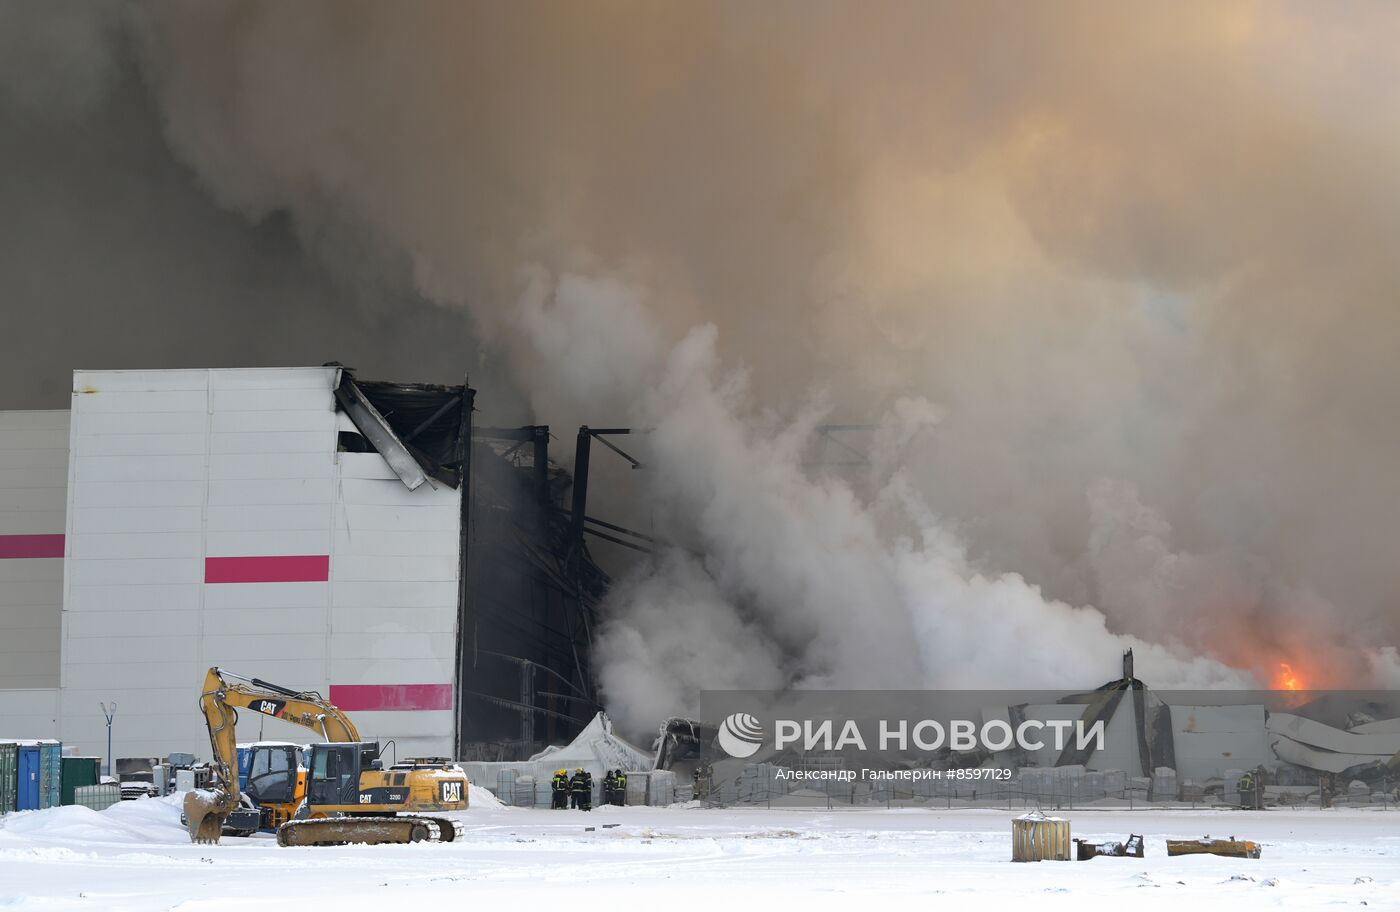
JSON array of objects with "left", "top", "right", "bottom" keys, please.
[{"left": 99, "top": 702, "right": 116, "bottom": 779}]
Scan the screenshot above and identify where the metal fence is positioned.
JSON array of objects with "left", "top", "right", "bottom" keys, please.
[{"left": 72, "top": 784, "right": 121, "bottom": 812}]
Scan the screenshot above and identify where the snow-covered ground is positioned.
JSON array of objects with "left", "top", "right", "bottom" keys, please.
[{"left": 1, "top": 793, "right": 1395, "bottom": 911}]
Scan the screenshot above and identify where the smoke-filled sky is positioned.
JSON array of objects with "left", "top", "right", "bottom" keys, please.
[{"left": 3, "top": 1, "right": 1398, "bottom": 731}]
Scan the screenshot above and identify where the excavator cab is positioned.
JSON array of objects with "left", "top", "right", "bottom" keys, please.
[
  {"left": 242, "top": 743, "right": 305, "bottom": 828},
  {"left": 306, "top": 742, "right": 376, "bottom": 808}
]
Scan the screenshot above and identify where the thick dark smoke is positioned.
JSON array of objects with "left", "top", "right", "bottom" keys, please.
[
  {"left": 0, "top": 1, "right": 523, "bottom": 417},
  {"left": 4, "top": 1, "right": 1398, "bottom": 732}
]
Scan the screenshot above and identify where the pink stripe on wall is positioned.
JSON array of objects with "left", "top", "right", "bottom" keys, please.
[
  {"left": 0, "top": 534, "right": 64, "bottom": 559},
  {"left": 330, "top": 684, "right": 454, "bottom": 712},
  {"left": 204, "top": 554, "right": 330, "bottom": 584}
]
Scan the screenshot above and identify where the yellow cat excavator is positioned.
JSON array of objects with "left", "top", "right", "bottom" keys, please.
[{"left": 184, "top": 667, "right": 469, "bottom": 846}]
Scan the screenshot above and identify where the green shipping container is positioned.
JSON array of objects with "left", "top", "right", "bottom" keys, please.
[
  {"left": 0, "top": 742, "right": 16, "bottom": 814},
  {"left": 60, "top": 757, "right": 100, "bottom": 806}
]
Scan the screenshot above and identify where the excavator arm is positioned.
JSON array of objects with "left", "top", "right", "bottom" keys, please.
[{"left": 185, "top": 666, "right": 360, "bottom": 843}]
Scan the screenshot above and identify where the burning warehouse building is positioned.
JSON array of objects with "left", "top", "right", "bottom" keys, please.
[{"left": 0, "top": 365, "right": 614, "bottom": 761}]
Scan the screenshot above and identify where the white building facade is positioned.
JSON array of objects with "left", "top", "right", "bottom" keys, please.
[{"left": 0, "top": 367, "right": 466, "bottom": 761}]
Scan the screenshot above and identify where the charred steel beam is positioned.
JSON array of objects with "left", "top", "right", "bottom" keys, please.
[
  {"left": 590, "top": 428, "right": 641, "bottom": 469},
  {"left": 333, "top": 374, "right": 429, "bottom": 491},
  {"left": 403, "top": 394, "right": 462, "bottom": 444},
  {"left": 584, "top": 514, "right": 654, "bottom": 543},
  {"left": 582, "top": 527, "right": 651, "bottom": 554},
  {"left": 462, "top": 690, "right": 587, "bottom": 724}
]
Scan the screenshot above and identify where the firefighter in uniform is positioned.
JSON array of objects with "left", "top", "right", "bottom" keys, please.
[
  {"left": 601, "top": 770, "right": 617, "bottom": 806},
  {"left": 551, "top": 768, "right": 570, "bottom": 809},
  {"left": 571, "top": 768, "right": 592, "bottom": 810},
  {"left": 613, "top": 769, "right": 627, "bottom": 806},
  {"left": 1237, "top": 770, "right": 1255, "bottom": 809}
]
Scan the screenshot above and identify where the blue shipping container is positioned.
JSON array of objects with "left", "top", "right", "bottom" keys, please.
[{"left": 17, "top": 746, "right": 40, "bottom": 810}]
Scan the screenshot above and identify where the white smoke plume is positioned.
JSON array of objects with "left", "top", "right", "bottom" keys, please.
[{"left": 525, "top": 277, "right": 1250, "bottom": 732}]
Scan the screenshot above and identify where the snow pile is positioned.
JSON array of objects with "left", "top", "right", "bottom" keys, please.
[
  {"left": 468, "top": 783, "right": 504, "bottom": 810},
  {"left": 0, "top": 795, "right": 185, "bottom": 846}
]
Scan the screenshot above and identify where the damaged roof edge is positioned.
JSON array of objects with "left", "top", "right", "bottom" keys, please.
[{"left": 333, "top": 373, "right": 431, "bottom": 491}]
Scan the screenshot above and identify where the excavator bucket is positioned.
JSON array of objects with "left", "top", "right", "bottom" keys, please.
[{"left": 184, "top": 789, "right": 228, "bottom": 845}]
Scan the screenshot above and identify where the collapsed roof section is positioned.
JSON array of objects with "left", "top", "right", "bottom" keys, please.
[{"left": 332, "top": 367, "right": 471, "bottom": 490}]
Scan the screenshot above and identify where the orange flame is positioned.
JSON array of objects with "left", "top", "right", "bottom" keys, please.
[{"left": 1275, "top": 662, "right": 1303, "bottom": 691}]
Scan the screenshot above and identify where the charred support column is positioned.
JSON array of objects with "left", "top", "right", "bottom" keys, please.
[
  {"left": 569, "top": 426, "right": 592, "bottom": 573},
  {"left": 452, "top": 383, "right": 474, "bottom": 759},
  {"left": 520, "top": 662, "right": 536, "bottom": 748},
  {"left": 533, "top": 426, "right": 550, "bottom": 535}
]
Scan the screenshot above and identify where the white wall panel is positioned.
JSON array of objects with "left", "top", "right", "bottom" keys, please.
[
  {"left": 336, "top": 478, "right": 455, "bottom": 506},
  {"left": 201, "top": 634, "right": 328, "bottom": 663},
  {"left": 212, "top": 410, "right": 337, "bottom": 434},
  {"left": 74, "top": 412, "right": 209, "bottom": 436},
  {"left": 73, "top": 369, "right": 208, "bottom": 391},
  {"left": 205, "top": 530, "right": 332, "bottom": 557},
  {"left": 0, "top": 642, "right": 60, "bottom": 679},
  {"left": 69, "top": 481, "right": 205, "bottom": 508},
  {"left": 66, "top": 584, "right": 200, "bottom": 613},
  {"left": 66, "top": 557, "right": 202, "bottom": 586},
  {"left": 0, "top": 488, "right": 66, "bottom": 511},
  {"left": 351, "top": 711, "right": 454, "bottom": 740},
  {"left": 0, "top": 427, "right": 67, "bottom": 448},
  {"left": 209, "top": 453, "right": 334, "bottom": 480},
  {"left": 4, "top": 580, "right": 68, "bottom": 606},
  {"left": 0, "top": 689, "right": 59, "bottom": 738},
  {"left": 339, "top": 504, "right": 459, "bottom": 532},
  {"left": 62, "top": 635, "right": 203, "bottom": 666},
  {"left": 62, "top": 660, "right": 200, "bottom": 692},
  {"left": 74, "top": 390, "right": 208, "bottom": 413},
  {"left": 331, "top": 581, "right": 458, "bottom": 609},
  {"left": 202, "top": 607, "right": 331, "bottom": 636},
  {"left": 68, "top": 532, "right": 204, "bottom": 560},
  {"left": 0, "top": 467, "right": 68, "bottom": 489},
  {"left": 331, "top": 554, "right": 458, "bottom": 582},
  {"left": 73, "top": 454, "right": 207, "bottom": 482},
  {"left": 207, "top": 478, "right": 334, "bottom": 506},
  {"left": 72, "top": 433, "right": 207, "bottom": 457},
  {"left": 72, "top": 506, "right": 204, "bottom": 533},
  {"left": 0, "top": 449, "right": 64, "bottom": 469},
  {"left": 211, "top": 431, "right": 334, "bottom": 455},
  {"left": 333, "top": 529, "right": 459, "bottom": 557},
  {"left": 202, "top": 583, "right": 329, "bottom": 612},
  {"left": 0, "top": 410, "right": 68, "bottom": 690},
  {"left": 328, "top": 657, "right": 454, "bottom": 684},
  {"left": 209, "top": 368, "right": 338, "bottom": 390},
  {"left": 62, "top": 609, "right": 201, "bottom": 638},
  {"left": 212, "top": 388, "right": 332, "bottom": 413},
  {"left": 206, "top": 504, "right": 330, "bottom": 532},
  {"left": 0, "top": 560, "right": 63, "bottom": 584},
  {"left": 329, "top": 604, "right": 455, "bottom": 634},
  {"left": 330, "top": 633, "right": 453, "bottom": 661},
  {"left": 0, "top": 511, "right": 65, "bottom": 534}
]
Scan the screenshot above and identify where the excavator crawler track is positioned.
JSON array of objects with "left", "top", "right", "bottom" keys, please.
[
  {"left": 417, "top": 816, "right": 465, "bottom": 842},
  {"left": 276, "top": 815, "right": 445, "bottom": 847}
]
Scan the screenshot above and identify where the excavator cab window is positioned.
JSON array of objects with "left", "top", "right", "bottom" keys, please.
[
  {"left": 307, "top": 743, "right": 361, "bottom": 808},
  {"left": 245, "top": 745, "right": 298, "bottom": 805}
]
